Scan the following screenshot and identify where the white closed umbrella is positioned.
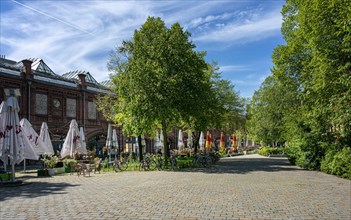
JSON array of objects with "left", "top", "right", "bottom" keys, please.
[
  {"left": 178, "top": 129, "right": 183, "bottom": 150},
  {"left": 156, "top": 131, "right": 160, "bottom": 149},
  {"left": 154, "top": 130, "right": 162, "bottom": 152},
  {"left": 112, "top": 129, "right": 118, "bottom": 159},
  {"left": 141, "top": 135, "right": 146, "bottom": 153},
  {"left": 105, "top": 123, "right": 112, "bottom": 162},
  {"left": 160, "top": 130, "right": 164, "bottom": 152},
  {"left": 39, "top": 122, "right": 55, "bottom": 155},
  {"left": 187, "top": 130, "right": 193, "bottom": 149},
  {"left": 60, "top": 119, "right": 82, "bottom": 158},
  {"left": 79, "top": 127, "right": 88, "bottom": 155},
  {"left": 135, "top": 136, "right": 139, "bottom": 156},
  {"left": 0, "top": 96, "right": 39, "bottom": 181},
  {"left": 20, "top": 119, "right": 53, "bottom": 156},
  {"left": 199, "top": 131, "right": 205, "bottom": 151}
]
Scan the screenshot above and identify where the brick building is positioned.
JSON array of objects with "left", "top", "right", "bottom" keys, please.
[
  {"left": 0, "top": 56, "right": 124, "bottom": 153},
  {"left": 0, "top": 56, "right": 243, "bottom": 157}
]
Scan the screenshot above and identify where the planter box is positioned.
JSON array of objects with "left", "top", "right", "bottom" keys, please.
[
  {"left": 54, "top": 167, "right": 65, "bottom": 175},
  {"left": 47, "top": 169, "right": 55, "bottom": 176},
  {"left": 37, "top": 169, "right": 49, "bottom": 177},
  {"left": 0, "top": 172, "right": 11, "bottom": 181},
  {"left": 65, "top": 167, "right": 71, "bottom": 173}
]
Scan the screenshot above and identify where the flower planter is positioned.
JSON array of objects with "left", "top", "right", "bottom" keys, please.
[
  {"left": 0, "top": 172, "right": 11, "bottom": 181},
  {"left": 47, "top": 169, "right": 55, "bottom": 176},
  {"left": 65, "top": 167, "right": 71, "bottom": 173},
  {"left": 54, "top": 167, "right": 65, "bottom": 175},
  {"left": 37, "top": 169, "right": 49, "bottom": 177}
]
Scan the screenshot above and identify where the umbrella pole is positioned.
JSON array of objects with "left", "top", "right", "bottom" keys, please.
[
  {"left": 23, "top": 159, "right": 26, "bottom": 172},
  {"left": 11, "top": 162, "right": 15, "bottom": 182}
]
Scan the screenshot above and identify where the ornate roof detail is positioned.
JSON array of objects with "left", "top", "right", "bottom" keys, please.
[
  {"left": 14, "top": 58, "right": 56, "bottom": 75},
  {"left": 100, "top": 80, "right": 113, "bottom": 88},
  {"left": 62, "top": 70, "right": 100, "bottom": 86},
  {"left": 1, "top": 57, "right": 111, "bottom": 93}
]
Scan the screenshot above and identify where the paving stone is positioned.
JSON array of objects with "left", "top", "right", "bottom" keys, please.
[{"left": 0, "top": 154, "right": 350, "bottom": 219}]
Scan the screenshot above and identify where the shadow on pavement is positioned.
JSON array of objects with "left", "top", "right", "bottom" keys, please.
[
  {"left": 0, "top": 180, "right": 80, "bottom": 201},
  {"left": 180, "top": 156, "right": 301, "bottom": 174}
]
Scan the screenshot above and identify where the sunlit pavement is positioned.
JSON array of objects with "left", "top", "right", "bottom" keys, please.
[{"left": 1, "top": 154, "right": 350, "bottom": 220}]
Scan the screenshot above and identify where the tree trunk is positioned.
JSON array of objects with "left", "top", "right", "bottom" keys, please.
[
  {"left": 138, "top": 135, "right": 143, "bottom": 161},
  {"left": 194, "top": 131, "right": 200, "bottom": 154},
  {"left": 162, "top": 122, "right": 169, "bottom": 161}
]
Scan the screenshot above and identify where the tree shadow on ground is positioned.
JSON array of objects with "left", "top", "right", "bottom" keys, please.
[
  {"left": 0, "top": 179, "right": 80, "bottom": 201},
  {"left": 178, "top": 156, "right": 302, "bottom": 175}
]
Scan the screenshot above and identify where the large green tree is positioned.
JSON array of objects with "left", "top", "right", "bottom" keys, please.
[
  {"left": 186, "top": 62, "right": 244, "bottom": 152},
  {"left": 108, "top": 17, "right": 214, "bottom": 160},
  {"left": 249, "top": 0, "right": 351, "bottom": 174},
  {"left": 247, "top": 76, "right": 286, "bottom": 146}
]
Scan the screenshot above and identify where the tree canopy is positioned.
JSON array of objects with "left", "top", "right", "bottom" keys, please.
[
  {"left": 247, "top": 0, "right": 351, "bottom": 177},
  {"left": 100, "top": 17, "right": 243, "bottom": 160}
]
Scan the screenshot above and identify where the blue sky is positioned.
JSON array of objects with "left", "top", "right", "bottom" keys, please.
[{"left": 0, "top": 0, "right": 286, "bottom": 98}]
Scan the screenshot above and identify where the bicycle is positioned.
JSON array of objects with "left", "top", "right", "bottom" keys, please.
[
  {"left": 193, "top": 153, "right": 211, "bottom": 168},
  {"left": 113, "top": 158, "right": 128, "bottom": 172},
  {"left": 155, "top": 154, "right": 163, "bottom": 170},
  {"left": 170, "top": 153, "right": 178, "bottom": 170},
  {"left": 209, "top": 152, "right": 220, "bottom": 164},
  {"left": 139, "top": 154, "right": 157, "bottom": 171}
]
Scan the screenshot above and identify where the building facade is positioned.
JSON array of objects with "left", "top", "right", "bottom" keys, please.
[{"left": 0, "top": 56, "right": 124, "bottom": 153}]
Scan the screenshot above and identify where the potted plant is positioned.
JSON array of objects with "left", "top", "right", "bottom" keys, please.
[
  {"left": 63, "top": 158, "right": 77, "bottom": 173},
  {"left": 42, "top": 155, "right": 60, "bottom": 176}
]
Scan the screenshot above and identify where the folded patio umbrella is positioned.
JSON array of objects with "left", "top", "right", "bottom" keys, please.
[
  {"left": 79, "top": 127, "right": 88, "bottom": 155},
  {"left": 106, "top": 123, "right": 112, "bottom": 162},
  {"left": 20, "top": 118, "right": 53, "bottom": 156},
  {"left": 177, "top": 129, "right": 184, "bottom": 150},
  {"left": 205, "top": 131, "right": 212, "bottom": 152},
  {"left": 112, "top": 128, "right": 118, "bottom": 159},
  {"left": 199, "top": 131, "right": 205, "bottom": 151},
  {"left": 220, "top": 132, "right": 225, "bottom": 151},
  {"left": 60, "top": 119, "right": 82, "bottom": 158},
  {"left": 0, "top": 97, "right": 39, "bottom": 181},
  {"left": 187, "top": 130, "right": 193, "bottom": 149},
  {"left": 39, "top": 122, "right": 55, "bottom": 155}
]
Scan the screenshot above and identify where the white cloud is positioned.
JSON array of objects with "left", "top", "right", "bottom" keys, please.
[
  {"left": 1, "top": 0, "right": 282, "bottom": 100},
  {"left": 192, "top": 9, "right": 282, "bottom": 44},
  {"left": 220, "top": 65, "right": 251, "bottom": 72}
]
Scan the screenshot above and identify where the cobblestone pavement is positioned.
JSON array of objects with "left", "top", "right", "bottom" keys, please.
[{"left": 0, "top": 154, "right": 350, "bottom": 220}]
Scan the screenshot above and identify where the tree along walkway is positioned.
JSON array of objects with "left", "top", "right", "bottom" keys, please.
[{"left": 1, "top": 154, "right": 350, "bottom": 220}]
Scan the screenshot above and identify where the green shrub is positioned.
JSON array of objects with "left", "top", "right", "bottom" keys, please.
[
  {"left": 42, "top": 155, "right": 60, "bottom": 169},
  {"left": 130, "top": 152, "right": 137, "bottom": 161},
  {"left": 321, "top": 147, "right": 351, "bottom": 179},
  {"left": 321, "top": 150, "right": 336, "bottom": 174},
  {"left": 219, "top": 149, "right": 227, "bottom": 157},
  {"left": 63, "top": 158, "right": 77, "bottom": 168},
  {"left": 258, "top": 146, "right": 284, "bottom": 156},
  {"left": 258, "top": 146, "right": 270, "bottom": 156}
]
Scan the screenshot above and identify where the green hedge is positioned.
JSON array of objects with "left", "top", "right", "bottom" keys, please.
[
  {"left": 321, "top": 147, "right": 351, "bottom": 179},
  {"left": 258, "top": 146, "right": 285, "bottom": 156}
]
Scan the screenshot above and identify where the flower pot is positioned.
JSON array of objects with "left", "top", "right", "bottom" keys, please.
[
  {"left": 37, "top": 169, "right": 49, "bottom": 177},
  {"left": 0, "top": 172, "right": 11, "bottom": 181},
  {"left": 47, "top": 169, "right": 55, "bottom": 176},
  {"left": 65, "top": 167, "right": 71, "bottom": 173},
  {"left": 54, "top": 167, "right": 65, "bottom": 175}
]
